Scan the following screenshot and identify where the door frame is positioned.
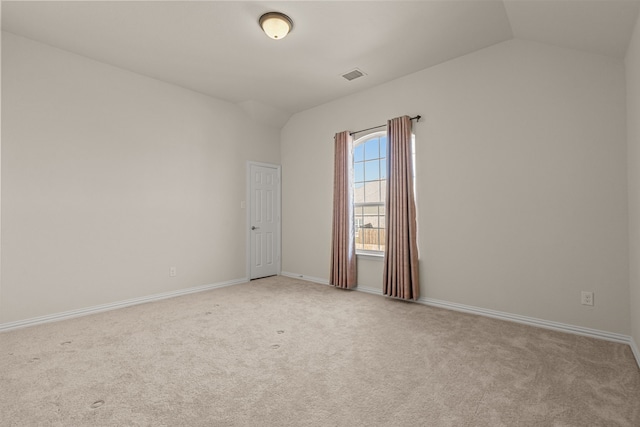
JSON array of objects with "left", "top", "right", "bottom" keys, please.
[{"left": 246, "top": 161, "right": 282, "bottom": 280}]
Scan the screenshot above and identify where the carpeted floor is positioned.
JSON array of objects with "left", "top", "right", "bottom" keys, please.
[{"left": 1, "top": 275, "right": 639, "bottom": 426}]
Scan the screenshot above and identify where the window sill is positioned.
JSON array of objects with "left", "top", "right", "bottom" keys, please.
[{"left": 356, "top": 252, "right": 384, "bottom": 261}]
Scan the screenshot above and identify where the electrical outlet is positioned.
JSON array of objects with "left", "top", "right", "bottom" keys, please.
[
  {"left": 170, "top": 267, "right": 177, "bottom": 277},
  {"left": 581, "top": 291, "right": 594, "bottom": 306}
]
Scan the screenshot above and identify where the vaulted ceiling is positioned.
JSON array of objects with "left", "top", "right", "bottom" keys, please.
[{"left": 3, "top": 1, "right": 639, "bottom": 126}]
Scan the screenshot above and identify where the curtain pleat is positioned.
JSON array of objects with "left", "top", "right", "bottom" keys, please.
[
  {"left": 383, "top": 116, "right": 419, "bottom": 300},
  {"left": 330, "top": 131, "right": 356, "bottom": 289}
]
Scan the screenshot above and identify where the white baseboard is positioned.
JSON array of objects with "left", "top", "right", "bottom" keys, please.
[
  {"left": 0, "top": 277, "right": 248, "bottom": 333},
  {"left": 282, "top": 271, "right": 637, "bottom": 365},
  {"left": 6, "top": 270, "right": 638, "bottom": 370},
  {"left": 419, "top": 297, "right": 631, "bottom": 344},
  {"left": 280, "top": 272, "right": 385, "bottom": 297},
  {"left": 280, "top": 271, "right": 329, "bottom": 285},
  {"left": 354, "top": 286, "right": 383, "bottom": 296},
  {"left": 279, "top": 271, "right": 380, "bottom": 296}
]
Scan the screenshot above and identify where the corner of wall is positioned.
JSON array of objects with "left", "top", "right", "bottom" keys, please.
[
  {"left": 627, "top": 9, "right": 640, "bottom": 370},
  {"left": 631, "top": 337, "right": 640, "bottom": 370},
  {"left": 0, "top": 25, "right": 4, "bottom": 323}
]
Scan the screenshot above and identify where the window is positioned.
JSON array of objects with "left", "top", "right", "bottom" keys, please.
[{"left": 353, "top": 132, "right": 387, "bottom": 253}]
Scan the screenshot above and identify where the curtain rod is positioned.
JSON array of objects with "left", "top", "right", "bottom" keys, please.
[{"left": 349, "top": 115, "right": 421, "bottom": 136}]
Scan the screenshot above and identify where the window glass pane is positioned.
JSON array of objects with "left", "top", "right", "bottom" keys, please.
[
  {"left": 363, "top": 205, "right": 378, "bottom": 215},
  {"left": 354, "top": 162, "right": 364, "bottom": 183},
  {"left": 363, "top": 215, "right": 381, "bottom": 228},
  {"left": 360, "top": 227, "right": 380, "bottom": 251},
  {"left": 354, "top": 183, "right": 365, "bottom": 203},
  {"left": 358, "top": 225, "right": 379, "bottom": 251},
  {"left": 354, "top": 144, "right": 364, "bottom": 162},
  {"left": 373, "top": 231, "right": 381, "bottom": 250},
  {"left": 354, "top": 215, "right": 364, "bottom": 247},
  {"left": 364, "top": 139, "right": 379, "bottom": 160},
  {"left": 364, "top": 160, "right": 380, "bottom": 181},
  {"left": 352, "top": 132, "right": 392, "bottom": 254},
  {"left": 364, "top": 181, "right": 380, "bottom": 203}
]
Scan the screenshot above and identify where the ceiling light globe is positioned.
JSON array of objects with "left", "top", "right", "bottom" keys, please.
[{"left": 259, "top": 12, "right": 293, "bottom": 40}]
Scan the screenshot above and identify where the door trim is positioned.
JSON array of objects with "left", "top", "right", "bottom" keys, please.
[{"left": 246, "top": 161, "right": 282, "bottom": 280}]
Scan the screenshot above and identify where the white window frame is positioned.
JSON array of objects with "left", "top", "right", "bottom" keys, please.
[{"left": 353, "top": 130, "right": 387, "bottom": 256}]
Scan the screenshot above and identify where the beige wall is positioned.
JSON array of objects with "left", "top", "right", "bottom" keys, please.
[
  {"left": 0, "top": 24, "right": 3, "bottom": 323},
  {"left": 1, "top": 29, "right": 634, "bottom": 339},
  {"left": 282, "top": 39, "right": 629, "bottom": 334},
  {"left": 627, "top": 14, "right": 640, "bottom": 351},
  {"left": 0, "top": 32, "right": 280, "bottom": 323}
]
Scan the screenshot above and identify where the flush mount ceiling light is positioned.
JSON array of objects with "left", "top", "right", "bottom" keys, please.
[{"left": 259, "top": 12, "right": 293, "bottom": 40}]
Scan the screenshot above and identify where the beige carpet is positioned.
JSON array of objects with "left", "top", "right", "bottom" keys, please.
[{"left": 1, "top": 275, "right": 639, "bottom": 426}]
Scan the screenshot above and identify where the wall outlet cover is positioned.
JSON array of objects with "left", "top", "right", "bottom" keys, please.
[{"left": 581, "top": 291, "right": 594, "bottom": 306}]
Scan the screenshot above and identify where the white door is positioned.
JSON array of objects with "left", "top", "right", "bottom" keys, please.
[{"left": 249, "top": 164, "right": 280, "bottom": 279}]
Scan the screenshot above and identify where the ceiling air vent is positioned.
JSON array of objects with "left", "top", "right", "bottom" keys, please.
[{"left": 341, "top": 68, "right": 366, "bottom": 81}]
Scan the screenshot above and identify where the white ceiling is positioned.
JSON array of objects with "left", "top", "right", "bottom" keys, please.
[{"left": 2, "top": 1, "right": 640, "bottom": 125}]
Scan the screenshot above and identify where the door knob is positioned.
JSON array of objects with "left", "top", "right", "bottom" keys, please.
[{"left": 251, "top": 226, "right": 259, "bottom": 230}]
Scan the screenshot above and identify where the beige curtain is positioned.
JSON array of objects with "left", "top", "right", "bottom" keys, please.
[
  {"left": 330, "top": 131, "right": 357, "bottom": 289},
  {"left": 383, "top": 116, "right": 419, "bottom": 300}
]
